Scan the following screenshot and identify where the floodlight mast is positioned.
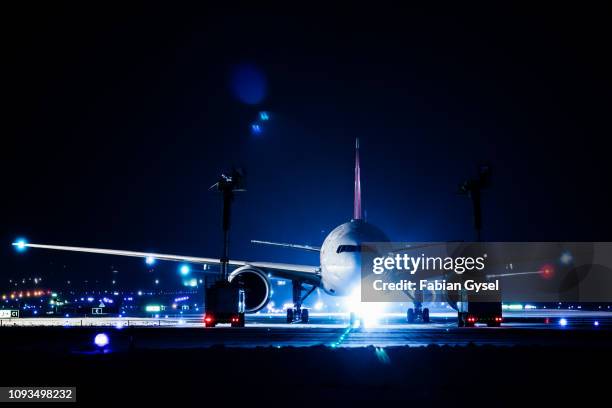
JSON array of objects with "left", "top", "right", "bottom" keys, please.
[{"left": 210, "top": 168, "right": 246, "bottom": 281}]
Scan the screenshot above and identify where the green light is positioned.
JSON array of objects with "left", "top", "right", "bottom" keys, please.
[
  {"left": 145, "top": 305, "right": 161, "bottom": 312},
  {"left": 51, "top": 293, "right": 58, "bottom": 298},
  {"left": 375, "top": 347, "right": 390, "bottom": 364}
]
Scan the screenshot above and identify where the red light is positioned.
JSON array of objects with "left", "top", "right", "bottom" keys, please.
[
  {"left": 204, "top": 314, "right": 213, "bottom": 323},
  {"left": 540, "top": 264, "right": 555, "bottom": 279}
]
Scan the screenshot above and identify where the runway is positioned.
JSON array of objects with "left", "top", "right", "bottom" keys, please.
[
  {"left": 1, "top": 310, "right": 611, "bottom": 350},
  {"left": 3, "top": 310, "right": 612, "bottom": 405}
]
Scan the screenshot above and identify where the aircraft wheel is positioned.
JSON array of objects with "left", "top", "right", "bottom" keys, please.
[
  {"left": 301, "top": 309, "right": 309, "bottom": 323},
  {"left": 422, "top": 308, "right": 430, "bottom": 323},
  {"left": 286, "top": 308, "right": 294, "bottom": 323},
  {"left": 407, "top": 308, "right": 415, "bottom": 323}
]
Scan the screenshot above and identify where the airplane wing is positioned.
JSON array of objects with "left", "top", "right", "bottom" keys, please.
[
  {"left": 13, "top": 242, "right": 321, "bottom": 284},
  {"left": 251, "top": 240, "right": 321, "bottom": 252}
]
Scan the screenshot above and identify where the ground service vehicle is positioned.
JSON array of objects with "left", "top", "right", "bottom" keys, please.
[
  {"left": 458, "top": 301, "right": 503, "bottom": 327},
  {"left": 204, "top": 282, "right": 245, "bottom": 327}
]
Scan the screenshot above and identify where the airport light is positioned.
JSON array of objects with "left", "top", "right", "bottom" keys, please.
[
  {"left": 13, "top": 239, "right": 27, "bottom": 252},
  {"left": 560, "top": 251, "right": 573, "bottom": 265},
  {"left": 251, "top": 123, "right": 262, "bottom": 135},
  {"left": 145, "top": 256, "right": 155, "bottom": 265},
  {"left": 94, "top": 333, "right": 109, "bottom": 348},
  {"left": 145, "top": 305, "right": 161, "bottom": 312},
  {"left": 345, "top": 287, "right": 386, "bottom": 328},
  {"left": 259, "top": 111, "right": 269, "bottom": 121},
  {"left": 540, "top": 264, "right": 554, "bottom": 279},
  {"left": 594, "top": 321, "right": 600, "bottom": 327},
  {"left": 180, "top": 265, "right": 190, "bottom": 276},
  {"left": 559, "top": 318, "right": 568, "bottom": 327}
]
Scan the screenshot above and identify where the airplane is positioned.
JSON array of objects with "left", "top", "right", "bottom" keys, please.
[{"left": 13, "top": 138, "right": 433, "bottom": 324}]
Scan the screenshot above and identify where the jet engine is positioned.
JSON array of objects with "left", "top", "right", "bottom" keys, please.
[{"left": 228, "top": 266, "right": 272, "bottom": 313}]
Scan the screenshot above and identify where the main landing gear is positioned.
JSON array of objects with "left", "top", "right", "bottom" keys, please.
[
  {"left": 286, "top": 280, "right": 316, "bottom": 323},
  {"left": 286, "top": 307, "right": 309, "bottom": 323},
  {"left": 406, "top": 302, "right": 430, "bottom": 323}
]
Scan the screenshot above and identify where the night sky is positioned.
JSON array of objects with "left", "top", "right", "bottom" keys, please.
[{"left": 3, "top": 4, "right": 611, "bottom": 289}]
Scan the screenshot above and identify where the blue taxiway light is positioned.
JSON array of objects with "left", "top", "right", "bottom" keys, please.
[
  {"left": 559, "top": 318, "right": 568, "bottom": 327},
  {"left": 251, "top": 123, "right": 262, "bottom": 135},
  {"left": 180, "top": 265, "right": 191, "bottom": 275},
  {"left": 594, "top": 321, "right": 600, "bottom": 327},
  {"left": 13, "top": 239, "right": 27, "bottom": 252},
  {"left": 145, "top": 256, "right": 155, "bottom": 265},
  {"left": 94, "top": 333, "right": 109, "bottom": 347},
  {"left": 259, "top": 111, "right": 269, "bottom": 121}
]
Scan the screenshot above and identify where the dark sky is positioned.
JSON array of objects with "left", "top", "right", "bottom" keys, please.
[{"left": 2, "top": 4, "right": 611, "bottom": 289}]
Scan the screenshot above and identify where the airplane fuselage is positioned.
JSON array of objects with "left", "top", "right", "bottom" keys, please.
[{"left": 319, "top": 219, "right": 389, "bottom": 296}]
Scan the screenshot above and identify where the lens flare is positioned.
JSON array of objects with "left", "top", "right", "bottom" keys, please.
[{"left": 345, "top": 287, "right": 386, "bottom": 328}]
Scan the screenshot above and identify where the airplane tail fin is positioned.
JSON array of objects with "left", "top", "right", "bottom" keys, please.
[{"left": 353, "top": 138, "right": 362, "bottom": 220}]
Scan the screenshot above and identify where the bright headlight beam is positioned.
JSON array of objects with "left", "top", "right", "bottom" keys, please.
[{"left": 345, "top": 287, "right": 387, "bottom": 328}]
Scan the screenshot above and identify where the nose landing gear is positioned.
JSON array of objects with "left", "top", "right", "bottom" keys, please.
[
  {"left": 286, "top": 307, "right": 309, "bottom": 323},
  {"left": 406, "top": 302, "right": 430, "bottom": 323}
]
